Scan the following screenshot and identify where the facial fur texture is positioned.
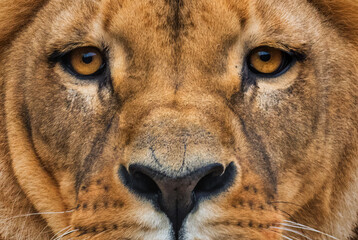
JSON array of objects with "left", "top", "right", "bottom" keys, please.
[{"left": 0, "top": 0, "right": 357, "bottom": 239}]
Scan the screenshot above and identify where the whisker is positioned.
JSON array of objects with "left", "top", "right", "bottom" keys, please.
[
  {"left": 283, "top": 220, "right": 339, "bottom": 240},
  {"left": 285, "top": 234, "right": 300, "bottom": 240},
  {"left": 35, "top": 225, "right": 51, "bottom": 240},
  {"left": 2, "top": 210, "right": 74, "bottom": 221},
  {"left": 267, "top": 200, "right": 302, "bottom": 226},
  {"left": 269, "top": 229, "right": 296, "bottom": 240},
  {"left": 51, "top": 226, "right": 72, "bottom": 240},
  {"left": 55, "top": 229, "right": 78, "bottom": 240},
  {"left": 273, "top": 207, "right": 306, "bottom": 236},
  {"left": 270, "top": 226, "right": 312, "bottom": 240},
  {"left": 275, "top": 208, "right": 297, "bottom": 221},
  {"left": 281, "top": 235, "right": 295, "bottom": 240}
]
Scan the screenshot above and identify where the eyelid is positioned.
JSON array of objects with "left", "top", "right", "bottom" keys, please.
[
  {"left": 48, "top": 43, "right": 107, "bottom": 62},
  {"left": 247, "top": 42, "right": 308, "bottom": 62}
]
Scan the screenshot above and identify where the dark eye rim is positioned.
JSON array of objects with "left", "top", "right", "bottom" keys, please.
[
  {"left": 51, "top": 46, "right": 108, "bottom": 80},
  {"left": 246, "top": 46, "right": 297, "bottom": 78}
]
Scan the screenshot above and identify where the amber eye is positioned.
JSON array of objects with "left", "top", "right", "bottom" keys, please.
[
  {"left": 247, "top": 46, "right": 293, "bottom": 77},
  {"left": 62, "top": 47, "right": 105, "bottom": 77}
]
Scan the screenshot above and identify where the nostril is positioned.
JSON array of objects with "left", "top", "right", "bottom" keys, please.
[
  {"left": 131, "top": 171, "right": 160, "bottom": 195},
  {"left": 194, "top": 172, "right": 222, "bottom": 192},
  {"left": 194, "top": 165, "right": 224, "bottom": 192},
  {"left": 194, "top": 162, "right": 237, "bottom": 199},
  {"left": 119, "top": 163, "right": 237, "bottom": 200},
  {"left": 118, "top": 165, "right": 161, "bottom": 197}
]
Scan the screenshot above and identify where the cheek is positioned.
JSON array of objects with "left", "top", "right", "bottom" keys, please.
[
  {"left": 26, "top": 66, "right": 116, "bottom": 169},
  {"left": 255, "top": 61, "right": 303, "bottom": 92},
  {"left": 241, "top": 75, "right": 319, "bottom": 161},
  {"left": 29, "top": 95, "right": 96, "bottom": 170}
]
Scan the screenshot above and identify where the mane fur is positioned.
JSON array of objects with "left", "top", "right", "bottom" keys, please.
[
  {"left": 309, "top": 0, "right": 358, "bottom": 45},
  {"left": 0, "top": 0, "right": 49, "bottom": 54}
]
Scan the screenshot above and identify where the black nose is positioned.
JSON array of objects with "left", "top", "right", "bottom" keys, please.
[{"left": 119, "top": 162, "right": 236, "bottom": 236}]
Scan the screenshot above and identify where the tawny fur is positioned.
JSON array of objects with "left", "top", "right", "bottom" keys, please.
[{"left": 0, "top": 0, "right": 357, "bottom": 239}]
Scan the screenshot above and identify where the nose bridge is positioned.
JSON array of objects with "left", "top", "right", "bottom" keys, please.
[{"left": 128, "top": 109, "right": 223, "bottom": 176}]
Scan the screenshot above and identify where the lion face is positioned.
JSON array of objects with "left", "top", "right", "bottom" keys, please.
[{"left": 2, "top": 0, "right": 358, "bottom": 239}]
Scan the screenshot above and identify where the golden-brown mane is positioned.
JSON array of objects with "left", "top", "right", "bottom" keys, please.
[
  {"left": 0, "top": 0, "right": 48, "bottom": 54},
  {"left": 309, "top": 0, "right": 358, "bottom": 45}
]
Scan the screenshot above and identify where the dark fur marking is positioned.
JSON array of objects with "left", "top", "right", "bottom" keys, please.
[
  {"left": 350, "top": 227, "right": 358, "bottom": 240},
  {"left": 240, "top": 62, "right": 257, "bottom": 92},
  {"left": 78, "top": 228, "right": 88, "bottom": 236},
  {"left": 178, "top": 141, "right": 187, "bottom": 172},
  {"left": 164, "top": 0, "right": 186, "bottom": 91},
  {"left": 164, "top": 0, "right": 184, "bottom": 41},
  {"left": 149, "top": 146, "right": 163, "bottom": 167},
  {"left": 75, "top": 115, "right": 116, "bottom": 193},
  {"left": 20, "top": 101, "right": 32, "bottom": 139},
  {"left": 102, "top": 0, "right": 123, "bottom": 33},
  {"left": 248, "top": 201, "right": 254, "bottom": 209},
  {"left": 239, "top": 117, "right": 278, "bottom": 194},
  {"left": 98, "top": 74, "right": 115, "bottom": 103},
  {"left": 113, "top": 200, "right": 124, "bottom": 208},
  {"left": 240, "top": 17, "right": 247, "bottom": 30}
]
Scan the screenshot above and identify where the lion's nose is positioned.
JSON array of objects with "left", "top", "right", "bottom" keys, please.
[{"left": 119, "top": 162, "right": 236, "bottom": 235}]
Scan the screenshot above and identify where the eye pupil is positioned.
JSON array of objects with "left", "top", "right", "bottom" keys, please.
[
  {"left": 82, "top": 52, "right": 96, "bottom": 64},
  {"left": 258, "top": 51, "right": 271, "bottom": 62}
]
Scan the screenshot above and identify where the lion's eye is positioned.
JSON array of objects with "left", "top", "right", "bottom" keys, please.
[
  {"left": 247, "top": 46, "right": 294, "bottom": 77},
  {"left": 61, "top": 47, "right": 105, "bottom": 77}
]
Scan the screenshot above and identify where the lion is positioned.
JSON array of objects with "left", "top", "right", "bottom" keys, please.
[{"left": 0, "top": 0, "right": 357, "bottom": 239}]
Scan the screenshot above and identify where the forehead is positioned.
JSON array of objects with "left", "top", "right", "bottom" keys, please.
[
  {"left": 98, "top": 0, "right": 317, "bottom": 50},
  {"left": 46, "top": 0, "right": 318, "bottom": 49}
]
